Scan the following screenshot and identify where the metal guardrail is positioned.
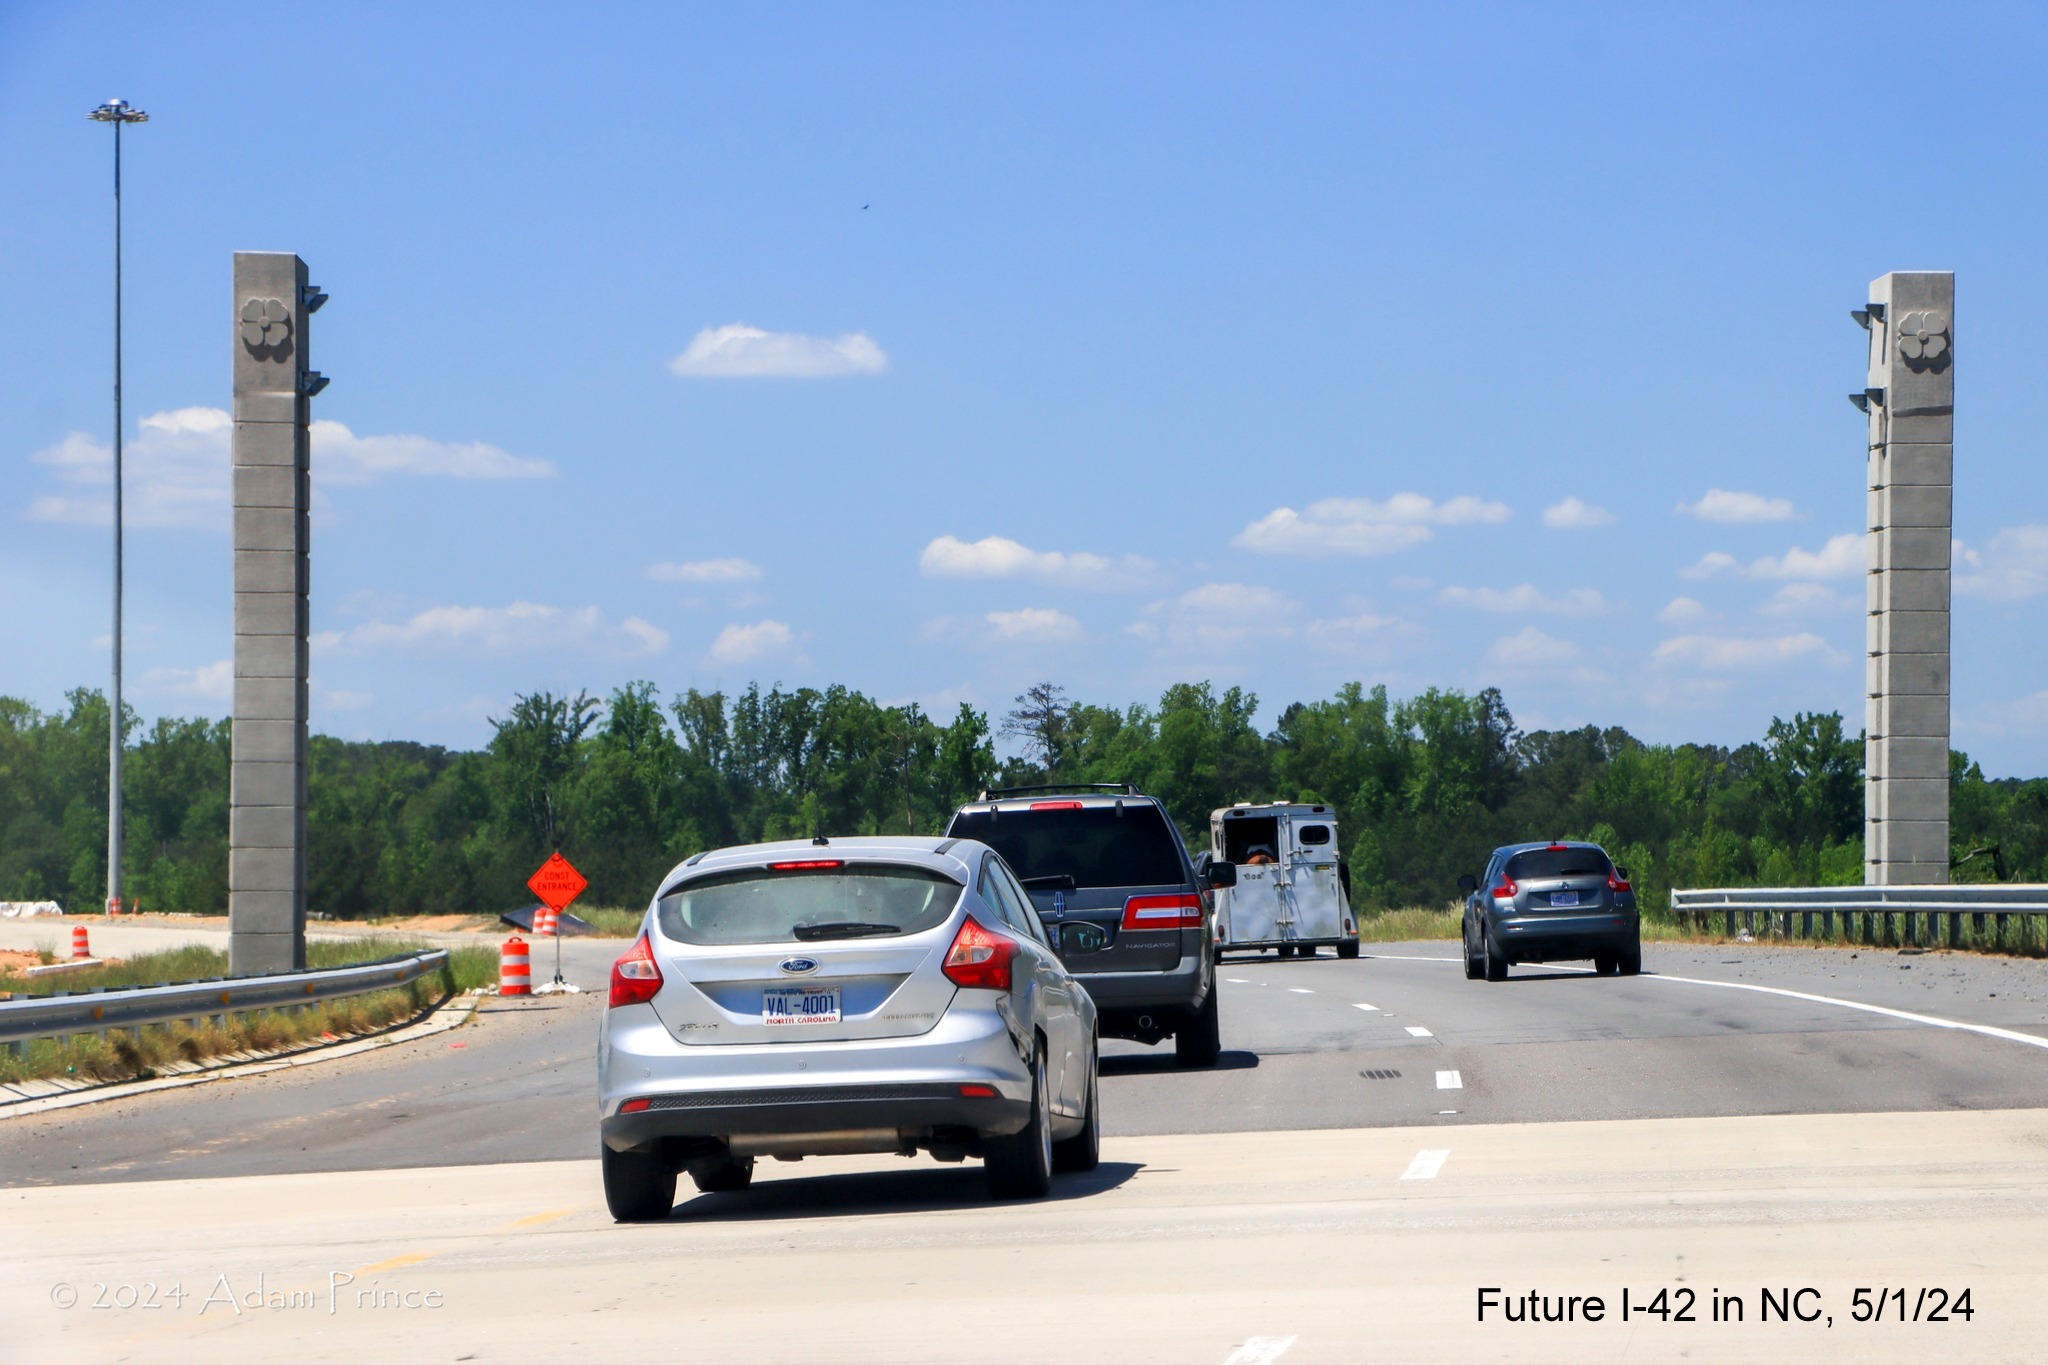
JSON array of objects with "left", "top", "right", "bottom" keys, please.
[
  {"left": 0, "top": 948, "right": 451, "bottom": 1052},
  {"left": 1670, "top": 885, "right": 2048, "bottom": 949}
]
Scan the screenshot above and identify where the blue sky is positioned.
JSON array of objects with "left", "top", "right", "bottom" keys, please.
[{"left": 5, "top": 3, "right": 2048, "bottom": 772}]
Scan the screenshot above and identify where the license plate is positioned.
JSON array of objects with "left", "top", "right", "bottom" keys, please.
[
  {"left": 763, "top": 986, "right": 841, "bottom": 1026},
  {"left": 1549, "top": 890, "right": 1580, "bottom": 908}
]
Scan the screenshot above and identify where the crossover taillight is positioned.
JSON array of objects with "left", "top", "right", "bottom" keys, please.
[
  {"left": 608, "top": 933, "right": 663, "bottom": 1008},
  {"left": 942, "top": 916, "right": 1018, "bottom": 991},
  {"left": 1490, "top": 877, "right": 1518, "bottom": 900},
  {"left": 1607, "top": 871, "right": 1632, "bottom": 893},
  {"left": 769, "top": 859, "right": 844, "bottom": 871},
  {"left": 1121, "top": 893, "right": 1204, "bottom": 930}
]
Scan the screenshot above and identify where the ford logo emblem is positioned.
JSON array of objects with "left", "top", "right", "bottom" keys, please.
[{"left": 779, "top": 957, "right": 820, "bottom": 976}]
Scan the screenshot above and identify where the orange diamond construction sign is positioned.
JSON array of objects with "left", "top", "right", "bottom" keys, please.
[{"left": 527, "top": 852, "right": 588, "bottom": 913}]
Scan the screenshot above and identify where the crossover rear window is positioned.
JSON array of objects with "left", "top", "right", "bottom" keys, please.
[
  {"left": 949, "top": 804, "right": 1185, "bottom": 889},
  {"left": 657, "top": 865, "right": 963, "bottom": 945},
  {"left": 1505, "top": 848, "right": 1612, "bottom": 881}
]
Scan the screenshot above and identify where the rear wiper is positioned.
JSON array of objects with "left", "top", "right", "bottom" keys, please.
[{"left": 791, "top": 921, "right": 903, "bottom": 941}]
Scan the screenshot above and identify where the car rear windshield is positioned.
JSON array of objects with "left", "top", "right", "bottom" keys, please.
[
  {"left": 656, "top": 865, "right": 963, "bottom": 945},
  {"left": 1506, "top": 848, "right": 1613, "bottom": 881},
  {"left": 948, "top": 804, "right": 1185, "bottom": 889}
]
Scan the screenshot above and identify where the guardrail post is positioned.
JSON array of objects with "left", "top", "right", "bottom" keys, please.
[
  {"left": 1948, "top": 911, "right": 1961, "bottom": 949},
  {"left": 1724, "top": 907, "right": 1736, "bottom": 937}
]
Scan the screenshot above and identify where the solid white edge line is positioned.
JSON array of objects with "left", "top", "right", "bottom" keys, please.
[
  {"left": 1436, "top": 1070, "right": 1462, "bottom": 1089},
  {"left": 1400, "top": 1148, "right": 1450, "bottom": 1180},
  {"left": 1221, "top": 1335, "right": 1298, "bottom": 1365},
  {"left": 1362, "top": 950, "right": 2048, "bottom": 1054}
]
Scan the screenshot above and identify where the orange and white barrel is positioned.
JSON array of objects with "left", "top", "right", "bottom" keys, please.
[
  {"left": 534, "top": 906, "right": 559, "bottom": 938},
  {"left": 499, "top": 935, "right": 532, "bottom": 996},
  {"left": 71, "top": 924, "right": 91, "bottom": 960}
]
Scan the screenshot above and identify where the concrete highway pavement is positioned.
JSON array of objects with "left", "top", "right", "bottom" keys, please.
[
  {"left": 5, "top": 937, "right": 2047, "bottom": 1184},
  {"left": 9, "top": 1108, "right": 2048, "bottom": 1364}
]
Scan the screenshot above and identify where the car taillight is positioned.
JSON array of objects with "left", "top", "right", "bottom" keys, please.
[
  {"left": 1122, "top": 893, "right": 1204, "bottom": 929},
  {"left": 769, "top": 859, "right": 843, "bottom": 871},
  {"left": 942, "top": 916, "right": 1018, "bottom": 991},
  {"left": 1491, "top": 877, "right": 1518, "bottom": 900},
  {"left": 1607, "top": 871, "right": 1631, "bottom": 893},
  {"left": 608, "top": 933, "right": 663, "bottom": 1008}
]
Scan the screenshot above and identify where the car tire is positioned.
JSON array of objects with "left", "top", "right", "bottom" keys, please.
[
  {"left": 1463, "top": 928, "right": 1483, "bottom": 980},
  {"left": 1052, "top": 1045, "right": 1100, "bottom": 1174},
  {"left": 1593, "top": 953, "right": 1617, "bottom": 975},
  {"left": 602, "top": 1144, "right": 677, "bottom": 1222},
  {"left": 1175, "top": 988, "right": 1223, "bottom": 1068},
  {"left": 1483, "top": 931, "right": 1508, "bottom": 982},
  {"left": 986, "top": 1046, "right": 1054, "bottom": 1199},
  {"left": 1618, "top": 937, "right": 1642, "bottom": 976},
  {"left": 687, "top": 1152, "right": 755, "bottom": 1193},
  {"left": 1337, "top": 938, "right": 1360, "bottom": 960}
]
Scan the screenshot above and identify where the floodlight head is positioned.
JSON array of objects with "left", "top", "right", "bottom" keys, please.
[{"left": 88, "top": 99, "right": 149, "bottom": 124}]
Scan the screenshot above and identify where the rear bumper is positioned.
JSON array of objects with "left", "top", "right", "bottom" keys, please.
[
  {"left": 601, "top": 1085, "right": 1030, "bottom": 1152},
  {"left": 1071, "top": 951, "right": 1207, "bottom": 1011},
  {"left": 1493, "top": 911, "right": 1637, "bottom": 961}
]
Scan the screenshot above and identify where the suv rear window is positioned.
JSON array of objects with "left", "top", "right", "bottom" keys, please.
[
  {"left": 657, "top": 865, "right": 963, "bottom": 944},
  {"left": 1505, "top": 848, "right": 1612, "bottom": 880},
  {"left": 949, "top": 805, "right": 1185, "bottom": 889}
]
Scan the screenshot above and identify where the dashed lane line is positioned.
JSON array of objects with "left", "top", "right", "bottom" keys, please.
[
  {"left": 1352, "top": 1002, "right": 1378, "bottom": 1012},
  {"left": 1405, "top": 1026, "right": 1433, "bottom": 1037},
  {"left": 1289, "top": 988, "right": 1314, "bottom": 994},
  {"left": 1401, "top": 1149, "right": 1450, "bottom": 1180},
  {"left": 1221, "top": 1336, "right": 1297, "bottom": 1364},
  {"left": 1436, "top": 1070, "right": 1463, "bottom": 1089}
]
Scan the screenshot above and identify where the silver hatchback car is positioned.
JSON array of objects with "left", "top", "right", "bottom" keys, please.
[{"left": 598, "top": 836, "right": 1101, "bottom": 1219}]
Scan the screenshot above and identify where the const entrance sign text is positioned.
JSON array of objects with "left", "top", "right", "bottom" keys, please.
[{"left": 527, "top": 853, "right": 588, "bottom": 913}]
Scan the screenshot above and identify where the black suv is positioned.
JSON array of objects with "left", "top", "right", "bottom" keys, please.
[
  {"left": 1458, "top": 840, "right": 1640, "bottom": 981},
  {"left": 945, "top": 784, "right": 1232, "bottom": 1067}
]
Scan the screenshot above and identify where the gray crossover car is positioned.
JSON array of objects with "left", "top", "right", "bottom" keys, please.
[
  {"left": 598, "top": 836, "right": 1100, "bottom": 1220},
  {"left": 945, "top": 784, "right": 1228, "bottom": 1067},
  {"left": 1458, "top": 840, "right": 1640, "bottom": 981}
]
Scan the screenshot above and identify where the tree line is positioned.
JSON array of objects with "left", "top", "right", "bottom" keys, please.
[{"left": 2, "top": 681, "right": 2044, "bottom": 919}]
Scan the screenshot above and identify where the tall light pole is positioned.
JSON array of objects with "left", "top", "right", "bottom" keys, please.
[{"left": 89, "top": 98, "right": 147, "bottom": 916}]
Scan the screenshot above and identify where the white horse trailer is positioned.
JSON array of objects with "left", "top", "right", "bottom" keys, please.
[{"left": 1206, "top": 802, "right": 1359, "bottom": 958}]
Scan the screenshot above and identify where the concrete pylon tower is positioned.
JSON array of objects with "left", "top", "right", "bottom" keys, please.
[
  {"left": 229, "top": 252, "right": 327, "bottom": 974},
  {"left": 1855, "top": 271, "right": 1952, "bottom": 886}
]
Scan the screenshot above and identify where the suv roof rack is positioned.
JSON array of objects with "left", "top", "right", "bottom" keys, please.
[{"left": 976, "top": 782, "right": 1139, "bottom": 801}]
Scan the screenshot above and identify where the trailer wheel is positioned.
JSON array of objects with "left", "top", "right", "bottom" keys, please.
[{"left": 1337, "top": 939, "right": 1359, "bottom": 960}]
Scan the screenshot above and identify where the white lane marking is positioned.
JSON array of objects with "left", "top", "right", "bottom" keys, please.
[
  {"left": 1363, "top": 950, "right": 2048, "bottom": 1056},
  {"left": 1289, "top": 987, "right": 1314, "bottom": 994},
  {"left": 1221, "top": 1336, "right": 1297, "bottom": 1365},
  {"left": 1646, "top": 972, "right": 2048, "bottom": 1053},
  {"left": 1405, "top": 1025, "right": 1433, "bottom": 1037},
  {"left": 1225, "top": 978, "right": 1248, "bottom": 984},
  {"left": 1401, "top": 1148, "right": 1450, "bottom": 1180},
  {"left": 1352, "top": 1002, "right": 1378, "bottom": 1012},
  {"left": 1436, "top": 1070, "right": 1463, "bottom": 1089}
]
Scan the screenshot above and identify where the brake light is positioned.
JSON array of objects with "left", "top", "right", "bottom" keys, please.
[
  {"left": 1029, "top": 800, "right": 1084, "bottom": 810},
  {"left": 1121, "top": 893, "right": 1204, "bottom": 929},
  {"left": 608, "top": 933, "right": 663, "bottom": 1008},
  {"left": 1547, "top": 842, "right": 1569, "bottom": 851},
  {"left": 1491, "top": 877, "right": 1518, "bottom": 900},
  {"left": 1607, "top": 871, "right": 1632, "bottom": 893},
  {"left": 770, "top": 859, "right": 843, "bottom": 871},
  {"left": 942, "top": 916, "right": 1018, "bottom": 991}
]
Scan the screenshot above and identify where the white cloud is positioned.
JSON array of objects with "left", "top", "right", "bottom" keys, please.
[
  {"left": 1303, "top": 611, "right": 1409, "bottom": 656},
  {"left": 1487, "top": 627, "right": 1581, "bottom": 667},
  {"left": 26, "top": 406, "right": 551, "bottom": 528},
  {"left": 1437, "top": 584, "right": 1607, "bottom": 615},
  {"left": 645, "top": 557, "right": 765, "bottom": 584},
  {"left": 1234, "top": 493, "right": 1511, "bottom": 557},
  {"left": 1955, "top": 525, "right": 2048, "bottom": 601},
  {"left": 918, "top": 535, "right": 1157, "bottom": 589},
  {"left": 1682, "top": 534, "right": 1861, "bottom": 582},
  {"left": 1542, "top": 497, "right": 1615, "bottom": 529},
  {"left": 984, "top": 608, "right": 1082, "bottom": 644},
  {"left": 1677, "top": 489, "right": 1797, "bottom": 523},
  {"left": 1761, "top": 582, "right": 1857, "bottom": 617},
  {"left": 1128, "top": 582, "right": 1300, "bottom": 651},
  {"left": 137, "top": 659, "right": 232, "bottom": 701},
  {"left": 708, "top": 619, "right": 797, "bottom": 666},
  {"left": 312, "top": 420, "right": 554, "bottom": 485},
  {"left": 335, "top": 603, "right": 667, "bottom": 657},
  {"left": 1657, "top": 596, "right": 1713, "bottom": 624},
  {"left": 669, "top": 324, "right": 887, "bottom": 378},
  {"left": 1651, "top": 633, "right": 1836, "bottom": 671}
]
